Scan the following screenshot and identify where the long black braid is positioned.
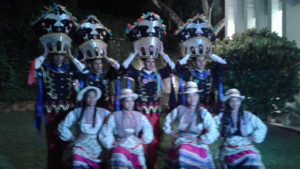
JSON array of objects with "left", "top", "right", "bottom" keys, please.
[
  {"left": 221, "top": 101, "right": 245, "bottom": 138},
  {"left": 78, "top": 89, "right": 98, "bottom": 128}
]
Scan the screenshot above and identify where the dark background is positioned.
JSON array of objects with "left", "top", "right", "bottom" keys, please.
[{"left": 0, "top": 0, "right": 224, "bottom": 102}]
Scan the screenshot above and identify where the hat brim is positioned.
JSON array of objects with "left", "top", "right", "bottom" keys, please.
[
  {"left": 77, "top": 86, "right": 102, "bottom": 102},
  {"left": 118, "top": 93, "right": 139, "bottom": 100},
  {"left": 180, "top": 89, "right": 203, "bottom": 94},
  {"left": 221, "top": 95, "right": 245, "bottom": 102}
]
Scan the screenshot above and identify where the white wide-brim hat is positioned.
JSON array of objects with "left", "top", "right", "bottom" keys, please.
[
  {"left": 222, "top": 88, "right": 245, "bottom": 102},
  {"left": 118, "top": 88, "right": 138, "bottom": 100},
  {"left": 77, "top": 86, "right": 102, "bottom": 102},
  {"left": 183, "top": 81, "right": 203, "bottom": 94}
]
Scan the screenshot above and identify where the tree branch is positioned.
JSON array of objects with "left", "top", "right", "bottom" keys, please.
[
  {"left": 201, "top": 0, "right": 209, "bottom": 17},
  {"left": 213, "top": 18, "right": 225, "bottom": 36},
  {"left": 151, "top": 0, "right": 184, "bottom": 27},
  {"left": 208, "top": 4, "right": 213, "bottom": 25}
]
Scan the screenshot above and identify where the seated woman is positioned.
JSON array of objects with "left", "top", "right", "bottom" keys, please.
[
  {"left": 58, "top": 86, "right": 110, "bottom": 169},
  {"left": 163, "top": 81, "right": 219, "bottom": 169},
  {"left": 99, "top": 88, "right": 154, "bottom": 169},
  {"left": 214, "top": 89, "right": 267, "bottom": 169}
]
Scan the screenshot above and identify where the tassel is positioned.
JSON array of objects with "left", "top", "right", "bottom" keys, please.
[
  {"left": 126, "top": 78, "right": 131, "bottom": 89},
  {"left": 34, "top": 78, "right": 44, "bottom": 133},
  {"left": 178, "top": 78, "right": 186, "bottom": 105},
  {"left": 168, "top": 74, "right": 177, "bottom": 110},
  {"left": 27, "top": 60, "right": 36, "bottom": 85},
  {"left": 114, "top": 78, "right": 121, "bottom": 111}
]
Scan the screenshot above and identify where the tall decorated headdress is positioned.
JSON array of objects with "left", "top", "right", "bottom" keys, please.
[
  {"left": 125, "top": 12, "right": 167, "bottom": 59},
  {"left": 175, "top": 14, "right": 215, "bottom": 58},
  {"left": 32, "top": 3, "right": 77, "bottom": 54},
  {"left": 75, "top": 15, "right": 112, "bottom": 61}
]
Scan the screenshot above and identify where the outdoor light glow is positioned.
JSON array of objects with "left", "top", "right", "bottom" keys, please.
[{"left": 271, "top": 0, "right": 283, "bottom": 36}]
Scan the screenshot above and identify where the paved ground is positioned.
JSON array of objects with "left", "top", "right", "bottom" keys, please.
[{"left": 0, "top": 111, "right": 300, "bottom": 169}]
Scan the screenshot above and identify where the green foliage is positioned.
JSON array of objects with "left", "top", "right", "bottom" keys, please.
[
  {"left": 215, "top": 28, "right": 300, "bottom": 119},
  {"left": 284, "top": 93, "right": 300, "bottom": 116}
]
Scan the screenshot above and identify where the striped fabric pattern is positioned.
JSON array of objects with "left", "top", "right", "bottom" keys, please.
[
  {"left": 110, "top": 146, "right": 143, "bottom": 169},
  {"left": 73, "top": 154, "right": 100, "bottom": 169},
  {"left": 165, "top": 144, "right": 215, "bottom": 169},
  {"left": 225, "top": 149, "right": 263, "bottom": 168}
]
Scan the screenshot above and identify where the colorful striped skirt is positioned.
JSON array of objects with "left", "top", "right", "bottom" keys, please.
[
  {"left": 220, "top": 144, "right": 265, "bottom": 169},
  {"left": 164, "top": 144, "right": 216, "bottom": 169},
  {"left": 110, "top": 146, "right": 145, "bottom": 169},
  {"left": 73, "top": 154, "right": 100, "bottom": 169},
  {"left": 72, "top": 135, "right": 102, "bottom": 169}
]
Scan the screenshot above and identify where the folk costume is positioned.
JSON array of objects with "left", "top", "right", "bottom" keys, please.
[
  {"left": 99, "top": 88, "right": 154, "bottom": 169},
  {"left": 121, "top": 12, "right": 175, "bottom": 168},
  {"left": 174, "top": 14, "right": 226, "bottom": 110},
  {"left": 163, "top": 81, "right": 219, "bottom": 169},
  {"left": 214, "top": 89, "right": 267, "bottom": 169},
  {"left": 28, "top": 4, "right": 85, "bottom": 169},
  {"left": 58, "top": 86, "right": 110, "bottom": 169},
  {"left": 74, "top": 15, "right": 120, "bottom": 110}
]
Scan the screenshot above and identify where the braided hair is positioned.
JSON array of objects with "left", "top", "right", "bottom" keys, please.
[
  {"left": 221, "top": 100, "right": 245, "bottom": 138},
  {"left": 78, "top": 89, "right": 98, "bottom": 127}
]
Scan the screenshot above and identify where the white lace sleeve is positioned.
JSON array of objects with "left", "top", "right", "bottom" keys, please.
[
  {"left": 199, "top": 110, "right": 219, "bottom": 144},
  {"left": 163, "top": 107, "right": 179, "bottom": 134},
  {"left": 71, "top": 58, "right": 86, "bottom": 73},
  {"left": 122, "top": 53, "right": 136, "bottom": 69},
  {"left": 106, "top": 57, "right": 120, "bottom": 70},
  {"left": 99, "top": 115, "right": 116, "bottom": 149},
  {"left": 249, "top": 113, "right": 267, "bottom": 143},
  {"left": 178, "top": 54, "right": 191, "bottom": 65},
  {"left": 161, "top": 54, "right": 175, "bottom": 69},
  {"left": 141, "top": 115, "right": 154, "bottom": 144},
  {"left": 57, "top": 110, "right": 77, "bottom": 141},
  {"left": 213, "top": 113, "right": 223, "bottom": 131},
  {"left": 34, "top": 55, "right": 46, "bottom": 69}
]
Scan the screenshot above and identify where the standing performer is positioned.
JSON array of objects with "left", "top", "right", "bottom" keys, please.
[
  {"left": 163, "top": 81, "right": 219, "bottom": 169},
  {"left": 28, "top": 4, "right": 85, "bottom": 169},
  {"left": 99, "top": 88, "right": 154, "bottom": 169},
  {"left": 122, "top": 12, "right": 175, "bottom": 169},
  {"left": 58, "top": 86, "right": 110, "bottom": 169},
  {"left": 74, "top": 15, "right": 120, "bottom": 110},
  {"left": 214, "top": 89, "right": 267, "bottom": 169},
  {"left": 174, "top": 14, "right": 226, "bottom": 110}
]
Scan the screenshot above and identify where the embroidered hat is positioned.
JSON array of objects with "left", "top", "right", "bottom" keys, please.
[
  {"left": 77, "top": 86, "right": 102, "bottom": 102},
  {"left": 118, "top": 88, "right": 138, "bottom": 100},
  {"left": 126, "top": 12, "right": 166, "bottom": 59},
  {"left": 75, "top": 15, "right": 112, "bottom": 61},
  {"left": 32, "top": 3, "right": 77, "bottom": 54},
  {"left": 222, "top": 88, "right": 245, "bottom": 102}
]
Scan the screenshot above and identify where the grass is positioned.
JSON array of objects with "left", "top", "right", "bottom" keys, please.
[{"left": 1, "top": 111, "right": 300, "bottom": 169}]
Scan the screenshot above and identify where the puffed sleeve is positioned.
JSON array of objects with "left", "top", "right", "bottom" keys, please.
[
  {"left": 249, "top": 113, "right": 267, "bottom": 143},
  {"left": 163, "top": 107, "right": 179, "bottom": 134},
  {"left": 99, "top": 114, "right": 116, "bottom": 149},
  {"left": 58, "top": 110, "right": 78, "bottom": 141},
  {"left": 199, "top": 109, "right": 219, "bottom": 144},
  {"left": 213, "top": 113, "right": 223, "bottom": 131},
  {"left": 140, "top": 115, "right": 154, "bottom": 144}
]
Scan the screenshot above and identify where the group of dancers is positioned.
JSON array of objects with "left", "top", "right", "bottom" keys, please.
[{"left": 27, "top": 4, "right": 268, "bottom": 169}]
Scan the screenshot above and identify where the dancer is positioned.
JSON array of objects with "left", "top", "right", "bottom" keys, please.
[
  {"left": 100, "top": 88, "right": 153, "bottom": 169},
  {"left": 74, "top": 15, "right": 120, "bottom": 110},
  {"left": 122, "top": 12, "right": 175, "bottom": 168},
  {"left": 214, "top": 89, "right": 267, "bottom": 169},
  {"left": 163, "top": 81, "right": 219, "bottom": 169},
  {"left": 28, "top": 4, "right": 85, "bottom": 169},
  {"left": 175, "top": 14, "right": 226, "bottom": 110},
  {"left": 58, "top": 86, "right": 110, "bottom": 169}
]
